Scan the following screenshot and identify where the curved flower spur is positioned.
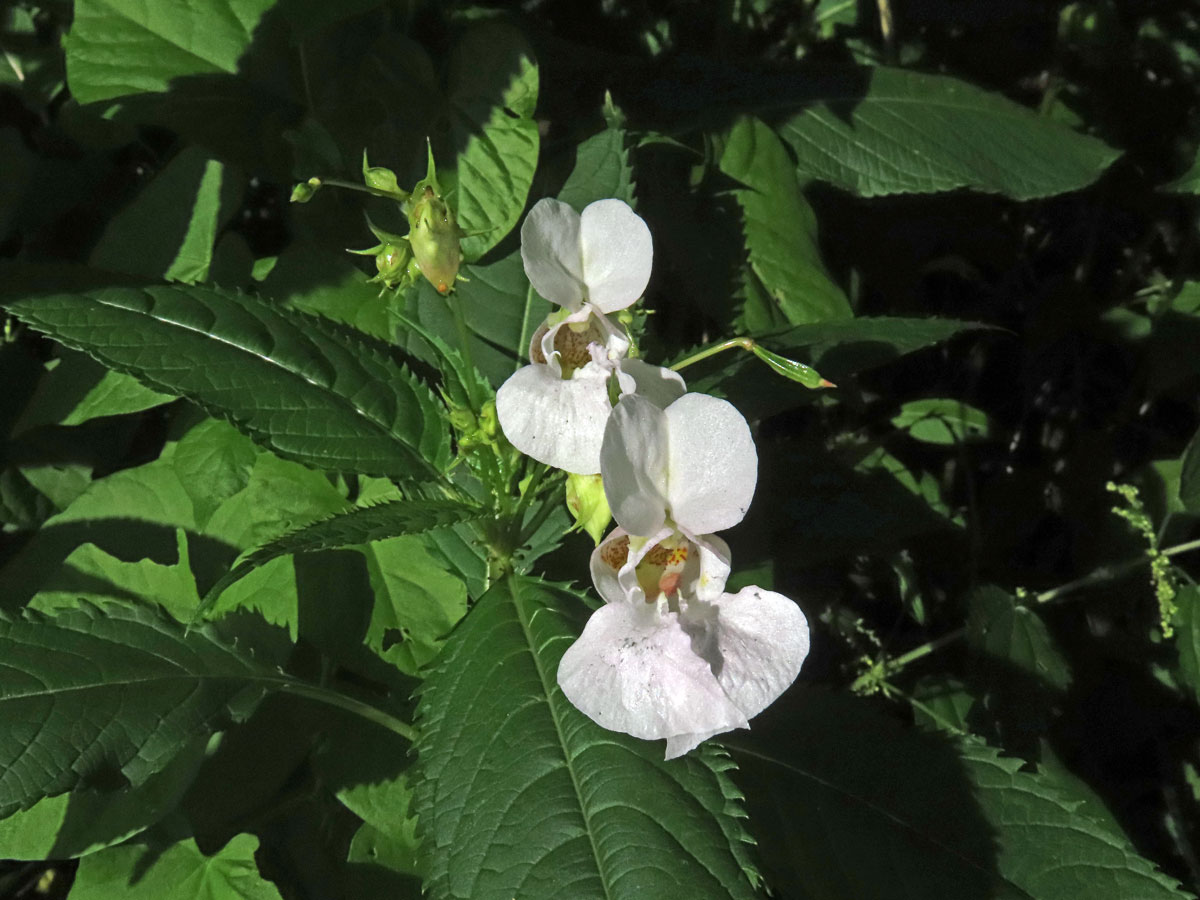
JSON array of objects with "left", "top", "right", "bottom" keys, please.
[
  {"left": 557, "top": 391, "right": 811, "bottom": 758},
  {"left": 496, "top": 197, "right": 678, "bottom": 475}
]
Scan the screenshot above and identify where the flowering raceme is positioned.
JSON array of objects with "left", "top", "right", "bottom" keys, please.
[
  {"left": 557, "top": 391, "right": 811, "bottom": 758},
  {"left": 496, "top": 197, "right": 657, "bottom": 475}
]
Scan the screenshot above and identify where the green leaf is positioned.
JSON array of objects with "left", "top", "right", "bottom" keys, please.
[
  {"left": 1161, "top": 149, "right": 1200, "bottom": 193},
  {"left": 775, "top": 66, "right": 1119, "bottom": 198},
  {"left": 14, "top": 351, "right": 174, "bottom": 433},
  {"left": 556, "top": 109, "right": 635, "bottom": 210},
  {"left": 89, "top": 146, "right": 242, "bottom": 283},
  {"left": 1173, "top": 585, "right": 1200, "bottom": 701},
  {"left": 415, "top": 576, "right": 760, "bottom": 900},
  {"left": 409, "top": 251, "right": 549, "bottom": 387},
  {"left": 766, "top": 316, "right": 992, "bottom": 375},
  {"left": 71, "top": 834, "right": 284, "bottom": 900},
  {"left": 199, "top": 498, "right": 482, "bottom": 619},
  {"left": 892, "top": 398, "right": 993, "bottom": 444},
  {"left": 0, "top": 736, "right": 207, "bottom": 859},
  {"left": 719, "top": 116, "right": 852, "bottom": 325},
  {"left": 732, "top": 689, "right": 1190, "bottom": 900},
  {"left": 444, "top": 24, "right": 540, "bottom": 261},
  {"left": 172, "top": 418, "right": 259, "bottom": 526},
  {"left": 1, "top": 282, "right": 451, "bottom": 479},
  {"left": 363, "top": 534, "right": 469, "bottom": 675},
  {"left": 64, "top": 0, "right": 276, "bottom": 105},
  {"left": 0, "top": 602, "right": 268, "bottom": 818},
  {"left": 1179, "top": 426, "right": 1200, "bottom": 513},
  {"left": 262, "top": 240, "right": 404, "bottom": 343},
  {"left": 966, "top": 586, "right": 1071, "bottom": 691}
]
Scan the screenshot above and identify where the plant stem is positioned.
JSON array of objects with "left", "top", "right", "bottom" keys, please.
[
  {"left": 449, "top": 294, "right": 482, "bottom": 410},
  {"left": 316, "top": 178, "right": 410, "bottom": 203},
  {"left": 670, "top": 337, "right": 754, "bottom": 371},
  {"left": 854, "top": 536, "right": 1200, "bottom": 690},
  {"left": 276, "top": 680, "right": 417, "bottom": 743}
]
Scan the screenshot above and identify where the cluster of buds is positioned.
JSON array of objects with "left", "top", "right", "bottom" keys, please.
[{"left": 293, "top": 145, "right": 464, "bottom": 296}]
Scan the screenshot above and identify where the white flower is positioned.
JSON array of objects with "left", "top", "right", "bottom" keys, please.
[
  {"left": 519, "top": 197, "right": 653, "bottom": 314},
  {"left": 497, "top": 197, "right": 667, "bottom": 474},
  {"left": 558, "top": 526, "right": 810, "bottom": 758},
  {"left": 600, "top": 391, "right": 758, "bottom": 537}
]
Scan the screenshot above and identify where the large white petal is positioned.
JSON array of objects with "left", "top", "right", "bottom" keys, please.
[
  {"left": 579, "top": 199, "right": 653, "bottom": 313},
  {"left": 680, "top": 531, "right": 731, "bottom": 605},
  {"left": 686, "top": 586, "right": 809, "bottom": 720},
  {"left": 496, "top": 362, "right": 612, "bottom": 474},
  {"left": 664, "top": 393, "right": 758, "bottom": 534},
  {"left": 557, "top": 601, "right": 747, "bottom": 752},
  {"left": 601, "top": 394, "right": 670, "bottom": 536},
  {"left": 615, "top": 357, "right": 687, "bottom": 409},
  {"left": 520, "top": 198, "right": 585, "bottom": 311}
]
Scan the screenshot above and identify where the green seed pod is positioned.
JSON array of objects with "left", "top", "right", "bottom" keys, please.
[{"left": 290, "top": 177, "right": 322, "bottom": 204}]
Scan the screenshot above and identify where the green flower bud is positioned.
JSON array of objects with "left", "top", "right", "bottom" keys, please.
[
  {"left": 408, "top": 185, "right": 463, "bottom": 296},
  {"left": 290, "top": 177, "right": 322, "bottom": 204},
  {"left": 750, "top": 344, "right": 835, "bottom": 389},
  {"left": 565, "top": 472, "right": 612, "bottom": 546},
  {"left": 361, "top": 150, "right": 403, "bottom": 197}
]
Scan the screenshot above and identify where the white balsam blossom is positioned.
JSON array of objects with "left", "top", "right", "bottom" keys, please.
[
  {"left": 558, "top": 525, "right": 810, "bottom": 758},
  {"left": 600, "top": 391, "right": 759, "bottom": 538},
  {"left": 496, "top": 197, "right": 657, "bottom": 475}
]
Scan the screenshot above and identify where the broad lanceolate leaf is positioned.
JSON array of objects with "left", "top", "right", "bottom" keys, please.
[
  {"left": 1173, "top": 586, "right": 1200, "bottom": 702},
  {"left": 415, "top": 576, "right": 760, "bottom": 900},
  {"left": 64, "top": 0, "right": 276, "bottom": 105},
  {"left": 720, "top": 117, "right": 852, "bottom": 326},
  {"left": 444, "top": 24, "right": 540, "bottom": 261},
  {"left": 71, "top": 834, "right": 283, "bottom": 900},
  {"left": 0, "top": 603, "right": 269, "bottom": 819},
  {"left": 773, "top": 66, "right": 1119, "bottom": 199},
  {"left": 1, "top": 282, "right": 451, "bottom": 479},
  {"left": 733, "top": 689, "right": 1190, "bottom": 900},
  {"left": 199, "top": 497, "right": 483, "bottom": 618}
]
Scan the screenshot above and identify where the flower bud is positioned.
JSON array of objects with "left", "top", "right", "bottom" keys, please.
[
  {"left": 408, "top": 185, "right": 463, "bottom": 295},
  {"left": 565, "top": 472, "right": 612, "bottom": 546},
  {"left": 361, "top": 150, "right": 404, "bottom": 197},
  {"left": 290, "top": 177, "right": 322, "bottom": 204},
  {"left": 750, "top": 344, "right": 834, "bottom": 389}
]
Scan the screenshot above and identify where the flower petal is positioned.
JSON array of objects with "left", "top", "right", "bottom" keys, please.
[
  {"left": 590, "top": 525, "right": 678, "bottom": 606},
  {"left": 579, "top": 199, "right": 653, "bottom": 313},
  {"left": 496, "top": 362, "right": 612, "bottom": 474},
  {"left": 601, "top": 394, "right": 670, "bottom": 536},
  {"left": 680, "top": 531, "right": 731, "bottom": 605},
  {"left": 664, "top": 393, "right": 758, "bottom": 534},
  {"left": 520, "top": 198, "right": 585, "bottom": 311},
  {"left": 686, "top": 586, "right": 810, "bottom": 720},
  {"left": 615, "top": 357, "right": 687, "bottom": 409},
  {"left": 557, "top": 601, "right": 748, "bottom": 753}
]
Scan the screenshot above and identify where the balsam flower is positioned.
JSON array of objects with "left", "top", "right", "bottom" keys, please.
[
  {"left": 496, "top": 197, "right": 655, "bottom": 475},
  {"left": 601, "top": 391, "right": 758, "bottom": 538},
  {"left": 558, "top": 525, "right": 810, "bottom": 758}
]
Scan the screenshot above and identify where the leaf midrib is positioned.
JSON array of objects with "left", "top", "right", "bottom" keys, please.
[
  {"left": 507, "top": 573, "right": 616, "bottom": 900},
  {"left": 21, "top": 290, "right": 440, "bottom": 476}
]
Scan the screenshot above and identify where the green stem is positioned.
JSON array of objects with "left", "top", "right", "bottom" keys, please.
[
  {"left": 276, "top": 680, "right": 417, "bottom": 743},
  {"left": 449, "top": 294, "right": 482, "bottom": 410},
  {"left": 853, "top": 536, "right": 1200, "bottom": 691},
  {"left": 670, "top": 337, "right": 754, "bottom": 371},
  {"left": 316, "top": 178, "right": 410, "bottom": 204}
]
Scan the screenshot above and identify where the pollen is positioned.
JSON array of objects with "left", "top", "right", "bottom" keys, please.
[{"left": 601, "top": 535, "right": 630, "bottom": 569}]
